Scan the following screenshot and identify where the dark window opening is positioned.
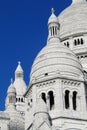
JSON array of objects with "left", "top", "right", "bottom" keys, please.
[
  {"left": 65, "top": 90, "right": 70, "bottom": 109},
  {"left": 53, "top": 27, "right": 54, "bottom": 36},
  {"left": 85, "top": 55, "right": 87, "bottom": 58},
  {"left": 16, "top": 98, "right": 17, "bottom": 102},
  {"left": 21, "top": 98, "right": 23, "bottom": 102},
  {"left": 73, "top": 91, "right": 77, "bottom": 110},
  {"left": 78, "top": 39, "right": 80, "bottom": 45},
  {"left": 74, "top": 39, "right": 77, "bottom": 46},
  {"left": 19, "top": 98, "right": 20, "bottom": 102},
  {"left": 81, "top": 55, "right": 83, "bottom": 58},
  {"left": 67, "top": 42, "right": 69, "bottom": 47},
  {"left": 45, "top": 73, "right": 48, "bottom": 76},
  {"left": 64, "top": 43, "right": 66, "bottom": 46},
  {"left": 48, "top": 91, "right": 54, "bottom": 110},
  {"left": 41, "top": 93, "right": 46, "bottom": 103},
  {"left": 81, "top": 38, "right": 83, "bottom": 44}
]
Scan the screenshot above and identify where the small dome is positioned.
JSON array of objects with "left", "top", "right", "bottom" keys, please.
[
  {"left": 48, "top": 8, "right": 58, "bottom": 24},
  {"left": 58, "top": 0, "right": 87, "bottom": 39},
  {"left": 15, "top": 61, "right": 23, "bottom": 78},
  {"left": 30, "top": 42, "right": 83, "bottom": 83},
  {"left": 14, "top": 62, "right": 27, "bottom": 96},
  {"left": 34, "top": 98, "right": 48, "bottom": 115},
  {"left": 7, "top": 79, "right": 16, "bottom": 94}
]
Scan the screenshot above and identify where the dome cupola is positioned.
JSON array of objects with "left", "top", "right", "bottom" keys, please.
[
  {"left": 58, "top": 0, "right": 87, "bottom": 39},
  {"left": 48, "top": 8, "right": 60, "bottom": 43},
  {"left": 13, "top": 61, "right": 27, "bottom": 112},
  {"left": 15, "top": 61, "right": 23, "bottom": 79},
  {"left": 48, "top": 8, "right": 58, "bottom": 24},
  {"left": 5, "top": 79, "right": 16, "bottom": 110},
  {"left": 7, "top": 79, "right": 16, "bottom": 94},
  {"left": 30, "top": 8, "right": 83, "bottom": 84},
  {"left": 14, "top": 61, "right": 27, "bottom": 96}
]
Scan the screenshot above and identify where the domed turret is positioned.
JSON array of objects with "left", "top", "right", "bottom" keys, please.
[
  {"left": 48, "top": 8, "right": 58, "bottom": 24},
  {"left": 48, "top": 8, "right": 60, "bottom": 43},
  {"left": 5, "top": 79, "right": 16, "bottom": 110},
  {"left": 59, "top": 0, "right": 87, "bottom": 39},
  {"left": 5, "top": 79, "right": 25, "bottom": 130},
  {"left": 14, "top": 61, "right": 27, "bottom": 112},
  {"left": 15, "top": 61, "right": 23, "bottom": 79},
  {"left": 7, "top": 79, "right": 16, "bottom": 94},
  {"left": 14, "top": 61, "right": 27, "bottom": 96},
  {"left": 30, "top": 9, "right": 83, "bottom": 84}
]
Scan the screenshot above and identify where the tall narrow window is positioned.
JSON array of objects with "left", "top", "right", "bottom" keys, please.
[
  {"left": 21, "top": 98, "right": 23, "bottom": 102},
  {"left": 53, "top": 27, "right": 54, "bottom": 36},
  {"left": 74, "top": 39, "right": 77, "bottom": 46},
  {"left": 78, "top": 39, "right": 80, "bottom": 45},
  {"left": 67, "top": 42, "right": 69, "bottom": 47},
  {"left": 65, "top": 90, "right": 70, "bottom": 109},
  {"left": 41, "top": 93, "right": 46, "bottom": 103},
  {"left": 73, "top": 91, "right": 77, "bottom": 110},
  {"left": 48, "top": 91, "right": 54, "bottom": 110},
  {"left": 81, "top": 38, "right": 83, "bottom": 44}
]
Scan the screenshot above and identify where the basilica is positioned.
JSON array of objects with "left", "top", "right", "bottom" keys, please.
[{"left": 0, "top": 0, "right": 87, "bottom": 129}]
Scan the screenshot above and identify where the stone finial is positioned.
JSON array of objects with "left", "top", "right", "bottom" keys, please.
[
  {"left": 18, "top": 61, "right": 21, "bottom": 65},
  {"left": 51, "top": 8, "right": 55, "bottom": 14},
  {"left": 11, "top": 78, "right": 13, "bottom": 84}
]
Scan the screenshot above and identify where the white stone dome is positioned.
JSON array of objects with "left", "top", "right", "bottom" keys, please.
[
  {"left": 7, "top": 80, "right": 16, "bottom": 94},
  {"left": 58, "top": 0, "right": 87, "bottom": 39},
  {"left": 30, "top": 42, "right": 83, "bottom": 83},
  {"left": 14, "top": 62, "right": 27, "bottom": 96},
  {"left": 48, "top": 8, "right": 58, "bottom": 25}
]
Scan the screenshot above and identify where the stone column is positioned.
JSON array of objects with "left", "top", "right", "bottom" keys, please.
[
  {"left": 46, "top": 95, "right": 50, "bottom": 111},
  {"left": 77, "top": 95, "right": 81, "bottom": 111},
  {"left": 69, "top": 36, "right": 73, "bottom": 50},
  {"left": 70, "top": 94, "right": 73, "bottom": 110}
]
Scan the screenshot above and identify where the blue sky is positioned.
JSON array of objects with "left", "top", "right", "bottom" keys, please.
[{"left": 0, "top": 0, "right": 71, "bottom": 110}]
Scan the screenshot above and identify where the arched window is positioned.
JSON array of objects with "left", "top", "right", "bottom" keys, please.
[
  {"left": 65, "top": 90, "right": 70, "bottom": 109},
  {"left": 67, "top": 42, "right": 69, "bottom": 47},
  {"left": 21, "top": 98, "right": 23, "bottom": 102},
  {"left": 19, "top": 98, "right": 20, "bottom": 102},
  {"left": 41, "top": 93, "right": 46, "bottom": 103},
  {"left": 48, "top": 91, "right": 54, "bottom": 110},
  {"left": 81, "top": 38, "right": 83, "bottom": 44},
  {"left": 64, "top": 43, "right": 66, "bottom": 46},
  {"left": 16, "top": 98, "right": 18, "bottom": 102},
  {"left": 72, "top": 91, "right": 77, "bottom": 110},
  {"left": 78, "top": 39, "right": 80, "bottom": 45},
  {"left": 74, "top": 39, "right": 77, "bottom": 46},
  {"left": 53, "top": 26, "right": 54, "bottom": 36}
]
